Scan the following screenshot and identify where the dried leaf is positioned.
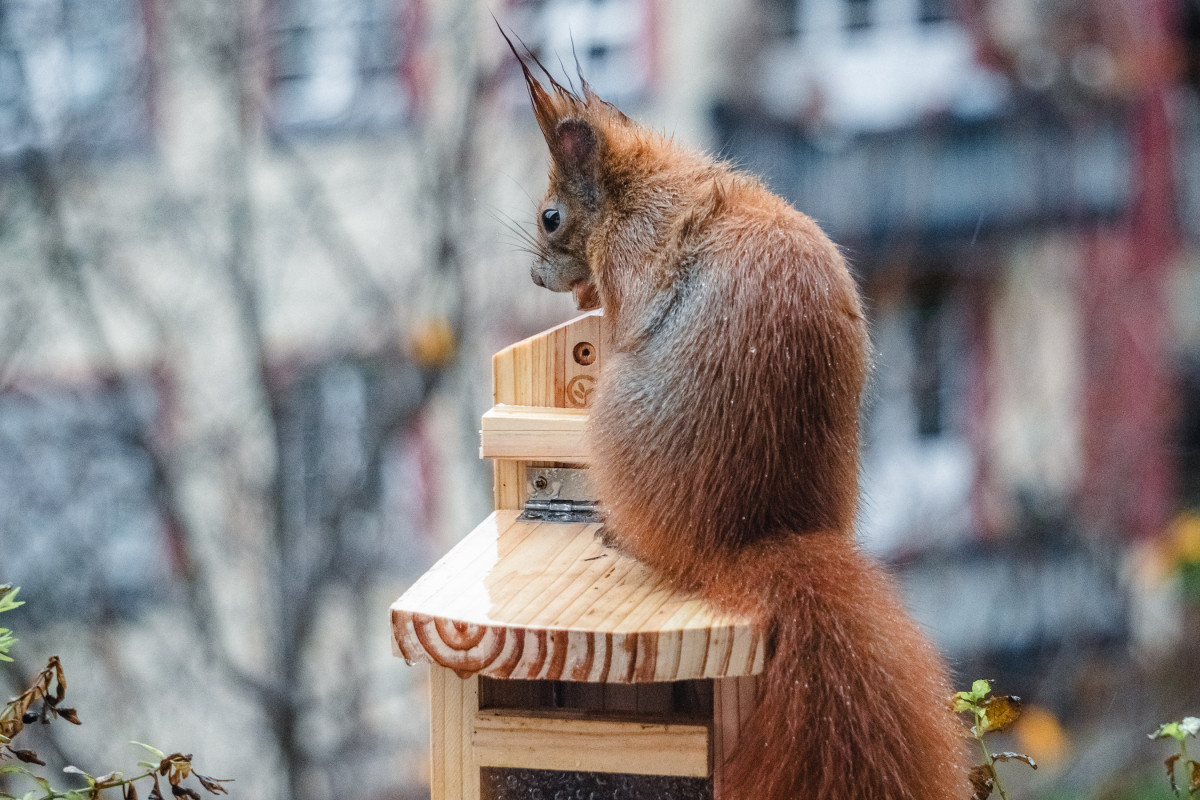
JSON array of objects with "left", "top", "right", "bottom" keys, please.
[
  {"left": 194, "top": 773, "right": 231, "bottom": 795},
  {"left": 13, "top": 749, "right": 44, "bottom": 766},
  {"left": 1188, "top": 759, "right": 1200, "bottom": 794},
  {"left": 148, "top": 775, "right": 164, "bottom": 800},
  {"left": 125, "top": 783, "right": 139, "bottom": 800},
  {"left": 969, "top": 764, "right": 996, "bottom": 800},
  {"left": 170, "top": 785, "right": 200, "bottom": 800},
  {"left": 993, "top": 752, "right": 1038, "bottom": 770},
  {"left": 93, "top": 772, "right": 120, "bottom": 787},
  {"left": 58, "top": 707, "right": 81, "bottom": 725},
  {"left": 980, "top": 695, "right": 1022, "bottom": 733},
  {"left": 51, "top": 657, "right": 67, "bottom": 705},
  {"left": 1166, "top": 753, "right": 1181, "bottom": 795}
]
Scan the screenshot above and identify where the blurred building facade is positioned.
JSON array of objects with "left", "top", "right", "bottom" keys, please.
[{"left": 707, "top": 0, "right": 1200, "bottom": 670}]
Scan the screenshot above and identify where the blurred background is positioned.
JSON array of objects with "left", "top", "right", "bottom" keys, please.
[{"left": 0, "top": 0, "right": 1198, "bottom": 797}]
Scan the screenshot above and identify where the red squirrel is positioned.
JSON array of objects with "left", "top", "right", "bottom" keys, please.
[{"left": 506, "top": 38, "right": 970, "bottom": 800}]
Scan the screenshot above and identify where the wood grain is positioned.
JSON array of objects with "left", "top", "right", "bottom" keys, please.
[
  {"left": 490, "top": 311, "right": 606, "bottom": 509},
  {"left": 712, "top": 675, "right": 759, "bottom": 797},
  {"left": 491, "top": 310, "right": 606, "bottom": 408},
  {"left": 472, "top": 709, "right": 710, "bottom": 777},
  {"left": 479, "top": 405, "right": 589, "bottom": 462},
  {"left": 391, "top": 511, "right": 764, "bottom": 683},
  {"left": 430, "top": 667, "right": 480, "bottom": 800}
]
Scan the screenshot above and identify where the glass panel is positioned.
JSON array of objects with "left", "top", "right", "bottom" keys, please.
[
  {"left": 480, "top": 768, "right": 711, "bottom": 800},
  {"left": 478, "top": 677, "right": 713, "bottom": 716}
]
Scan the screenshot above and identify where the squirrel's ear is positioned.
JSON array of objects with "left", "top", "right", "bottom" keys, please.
[{"left": 553, "top": 119, "right": 599, "bottom": 179}]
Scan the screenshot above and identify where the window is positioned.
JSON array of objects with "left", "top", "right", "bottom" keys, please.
[
  {"left": 268, "top": 0, "right": 419, "bottom": 134},
  {"left": 844, "top": 0, "right": 872, "bottom": 30},
  {"left": 769, "top": 0, "right": 802, "bottom": 37},
  {"left": 858, "top": 277, "right": 973, "bottom": 555},
  {"left": 910, "top": 279, "right": 968, "bottom": 440},
  {"left": 273, "top": 356, "right": 440, "bottom": 577},
  {"left": 917, "top": 0, "right": 954, "bottom": 25},
  {"left": 0, "top": 0, "right": 152, "bottom": 158},
  {"left": 509, "top": 0, "right": 655, "bottom": 106},
  {"left": 0, "top": 375, "right": 171, "bottom": 621}
]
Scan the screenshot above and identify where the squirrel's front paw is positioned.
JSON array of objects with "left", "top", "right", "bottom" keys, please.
[{"left": 596, "top": 524, "right": 633, "bottom": 556}]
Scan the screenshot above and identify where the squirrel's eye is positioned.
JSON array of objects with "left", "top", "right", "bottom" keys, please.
[{"left": 541, "top": 207, "right": 562, "bottom": 233}]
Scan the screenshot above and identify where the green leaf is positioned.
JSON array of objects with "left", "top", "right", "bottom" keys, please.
[
  {"left": 955, "top": 679, "right": 995, "bottom": 713},
  {"left": 132, "top": 742, "right": 166, "bottom": 759},
  {"left": 0, "top": 586, "right": 23, "bottom": 614},
  {"left": 1152, "top": 721, "right": 1187, "bottom": 741},
  {"left": 0, "top": 765, "right": 35, "bottom": 777},
  {"left": 0, "top": 628, "right": 17, "bottom": 660}
]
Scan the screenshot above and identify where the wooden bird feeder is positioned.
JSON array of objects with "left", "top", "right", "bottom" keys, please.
[{"left": 390, "top": 310, "right": 765, "bottom": 799}]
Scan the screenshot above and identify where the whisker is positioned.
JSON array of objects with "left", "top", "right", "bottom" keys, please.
[
  {"left": 488, "top": 207, "right": 540, "bottom": 244},
  {"left": 496, "top": 174, "right": 540, "bottom": 208},
  {"left": 488, "top": 208, "right": 547, "bottom": 257}
]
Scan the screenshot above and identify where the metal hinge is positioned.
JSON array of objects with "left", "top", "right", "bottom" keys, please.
[
  {"left": 520, "top": 498, "right": 601, "bottom": 523},
  {"left": 520, "top": 467, "right": 600, "bottom": 523}
]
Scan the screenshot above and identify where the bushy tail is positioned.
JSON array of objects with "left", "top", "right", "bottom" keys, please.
[{"left": 702, "top": 532, "right": 970, "bottom": 800}]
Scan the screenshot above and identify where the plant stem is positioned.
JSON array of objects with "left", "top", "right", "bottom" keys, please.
[{"left": 977, "top": 711, "right": 1010, "bottom": 800}]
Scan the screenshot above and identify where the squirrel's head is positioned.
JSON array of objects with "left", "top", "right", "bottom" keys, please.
[{"left": 504, "top": 30, "right": 632, "bottom": 310}]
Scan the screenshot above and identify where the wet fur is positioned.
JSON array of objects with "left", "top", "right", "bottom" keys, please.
[{"left": 507, "top": 34, "right": 969, "bottom": 800}]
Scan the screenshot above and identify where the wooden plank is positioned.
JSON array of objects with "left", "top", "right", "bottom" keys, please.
[
  {"left": 460, "top": 676, "right": 480, "bottom": 800},
  {"left": 391, "top": 513, "right": 533, "bottom": 642},
  {"left": 392, "top": 516, "right": 764, "bottom": 682},
  {"left": 491, "top": 310, "right": 606, "bottom": 408},
  {"left": 482, "top": 405, "right": 589, "bottom": 431},
  {"left": 485, "top": 523, "right": 601, "bottom": 622},
  {"left": 551, "top": 312, "right": 604, "bottom": 408},
  {"left": 479, "top": 405, "right": 589, "bottom": 462},
  {"left": 492, "top": 460, "right": 524, "bottom": 511},
  {"left": 444, "top": 668, "right": 465, "bottom": 799},
  {"left": 430, "top": 670, "right": 480, "bottom": 800},
  {"left": 712, "top": 676, "right": 759, "bottom": 798},
  {"left": 473, "top": 709, "right": 709, "bottom": 777},
  {"left": 430, "top": 667, "right": 448, "bottom": 800}
]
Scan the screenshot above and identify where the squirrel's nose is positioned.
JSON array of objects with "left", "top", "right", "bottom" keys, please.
[{"left": 531, "top": 271, "right": 545, "bottom": 288}]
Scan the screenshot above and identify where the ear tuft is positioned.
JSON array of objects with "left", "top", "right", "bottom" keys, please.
[{"left": 555, "top": 119, "right": 598, "bottom": 172}]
